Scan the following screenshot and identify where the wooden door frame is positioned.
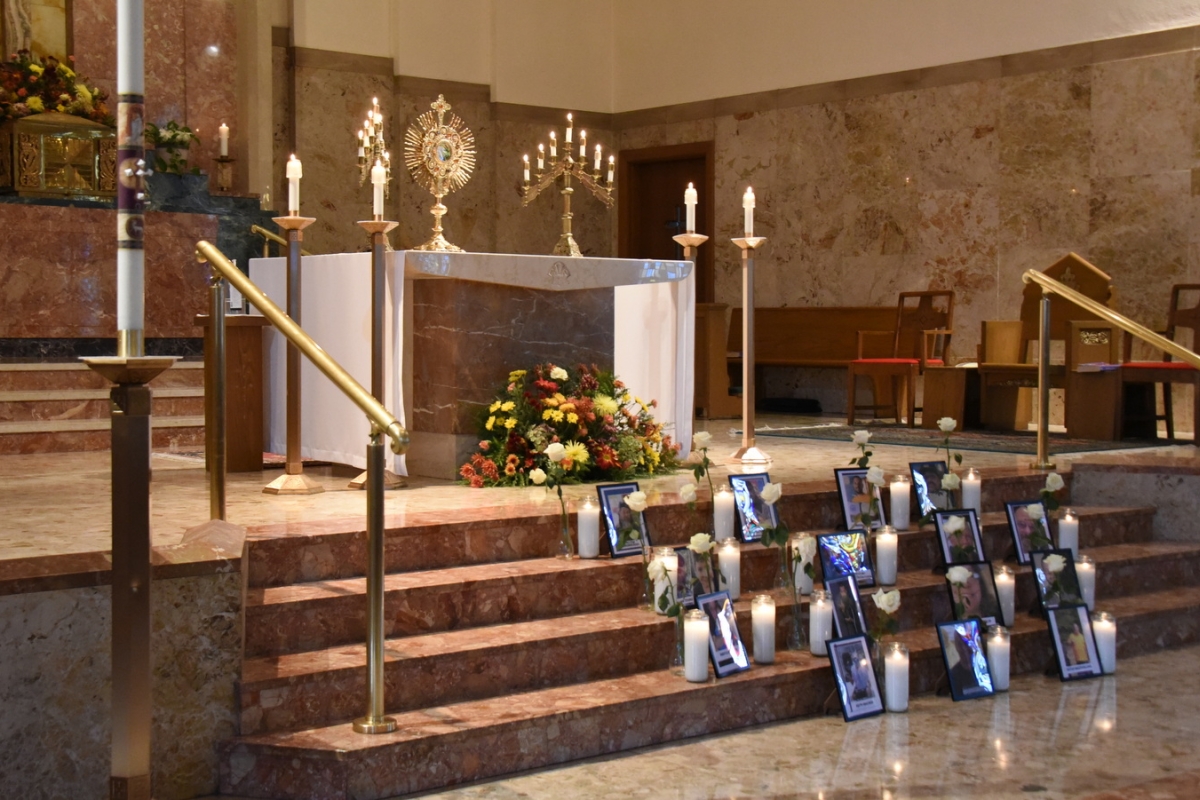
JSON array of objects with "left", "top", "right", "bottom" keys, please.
[{"left": 617, "top": 141, "right": 716, "bottom": 303}]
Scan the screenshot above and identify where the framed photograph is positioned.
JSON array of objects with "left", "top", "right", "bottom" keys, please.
[
  {"left": 827, "top": 635, "right": 884, "bottom": 721},
  {"left": 696, "top": 590, "right": 751, "bottom": 678},
  {"left": 934, "top": 509, "right": 985, "bottom": 564},
  {"left": 1006, "top": 500, "right": 1053, "bottom": 565},
  {"left": 1031, "top": 549, "right": 1084, "bottom": 610},
  {"left": 728, "top": 472, "right": 778, "bottom": 543},
  {"left": 1048, "top": 604, "right": 1103, "bottom": 681},
  {"left": 596, "top": 482, "right": 651, "bottom": 558},
  {"left": 817, "top": 531, "right": 876, "bottom": 588},
  {"left": 910, "top": 461, "right": 950, "bottom": 517},
  {"left": 945, "top": 561, "right": 1004, "bottom": 627},
  {"left": 674, "top": 546, "right": 716, "bottom": 609},
  {"left": 834, "top": 468, "right": 886, "bottom": 530},
  {"left": 936, "top": 619, "right": 995, "bottom": 701},
  {"left": 827, "top": 575, "right": 867, "bottom": 637}
]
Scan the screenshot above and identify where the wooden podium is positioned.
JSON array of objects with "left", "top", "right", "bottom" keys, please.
[{"left": 195, "top": 314, "right": 270, "bottom": 472}]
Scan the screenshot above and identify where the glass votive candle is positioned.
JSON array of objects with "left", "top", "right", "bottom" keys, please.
[
  {"left": 889, "top": 474, "right": 911, "bottom": 531},
  {"left": 713, "top": 484, "right": 735, "bottom": 541},
  {"left": 1093, "top": 611, "right": 1117, "bottom": 674},
  {"left": 1077, "top": 554, "right": 1096, "bottom": 610},
  {"left": 884, "top": 641, "right": 909, "bottom": 712},
  {"left": 994, "top": 565, "right": 1015, "bottom": 627},
  {"left": 717, "top": 538, "right": 741, "bottom": 599},
  {"left": 751, "top": 594, "right": 776, "bottom": 664},
  {"left": 683, "top": 609, "right": 710, "bottom": 682},
  {"left": 875, "top": 525, "right": 898, "bottom": 586},
  {"left": 809, "top": 589, "right": 832, "bottom": 656},
  {"left": 987, "top": 625, "right": 1011, "bottom": 691}
]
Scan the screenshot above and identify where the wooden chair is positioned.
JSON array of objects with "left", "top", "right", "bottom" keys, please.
[
  {"left": 1120, "top": 284, "right": 1200, "bottom": 440},
  {"left": 846, "top": 291, "right": 954, "bottom": 427},
  {"left": 1064, "top": 320, "right": 1123, "bottom": 440}
]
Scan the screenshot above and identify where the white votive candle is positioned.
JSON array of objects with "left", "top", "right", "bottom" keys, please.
[
  {"left": 549, "top": 131, "right": 556, "bottom": 158},
  {"left": 537, "top": 143, "right": 544, "bottom": 170},
  {"left": 884, "top": 641, "right": 909, "bottom": 712},
  {"left": 565, "top": 113, "right": 573, "bottom": 143},
  {"left": 1077, "top": 554, "right": 1096, "bottom": 610},
  {"left": 743, "top": 186, "right": 755, "bottom": 237},
  {"left": 652, "top": 547, "right": 678, "bottom": 615},
  {"left": 718, "top": 538, "right": 741, "bottom": 600},
  {"left": 286, "top": 154, "right": 302, "bottom": 214},
  {"left": 684, "top": 182, "right": 698, "bottom": 233},
  {"left": 963, "top": 468, "right": 982, "bottom": 517},
  {"left": 995, "top": 566, "right": 1015, "bottom": 627},
  {"left": 987, "top": 625, "right": 1011, "bottom": 691},
  {"left": 1094, "top": 612, "right": 1116, "bottom": 674},
  {"left": 371, "top": 159, "right": 386, "bottom": 217},
  {"left": 714, "top": 485, "right": 736, "bottom": 541},
  {"left": 790, "top": 532, "right": 815, "bottom": 595},
  {"left": 889, "top": 474, "right": 911, "bottom": 531},
  {"left": 218, "top": 122, "right": 229, "bottom": 157},
  {"left": 876, "top": 525, "right": 898, "bottom": 586},
  {"left": 577, "top": 497, "right": 600, "bottom": 559},
  {"left": 523, "top": 154, "right": 530, "bottom": 183},
  {"left": 594, "top": 143, "right": 601, "bottom": 172},
  {"left": 810, "top": 590, "right": 832, "bottom": 656},
  {"left": 607, "top": 155, "right": 614, "bottom": 184},
  {"left": 751, "top": 595, "right": 776, "bottom": 664},
  {"left": 1058, "top": 509, "right": 1079, "bottom": 558},
  {"left": 684, "top": 609, "right": 709, "bottom": 682}
]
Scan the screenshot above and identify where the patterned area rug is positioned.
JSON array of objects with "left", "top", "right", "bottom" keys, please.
[{"left": 748, "top": 423, "right": 1170, "bottom": 455}]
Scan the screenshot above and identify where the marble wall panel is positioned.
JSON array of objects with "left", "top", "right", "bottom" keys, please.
[
  {"left": 271, "top": 44, "right": 292, "bottom": 210},
  {"left": 183, "top": 0, "right": 238, "bottom": 170}
]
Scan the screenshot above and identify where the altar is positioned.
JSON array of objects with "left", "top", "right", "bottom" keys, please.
[{"left": 250, "top": 250, "right": 694, "bottom": 479}]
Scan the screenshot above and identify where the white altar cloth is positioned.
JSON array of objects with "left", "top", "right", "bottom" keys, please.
[{"left": 251, "top": 251, "right": 694, "bottom": 475}]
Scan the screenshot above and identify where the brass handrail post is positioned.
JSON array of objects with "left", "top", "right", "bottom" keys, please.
[
  {"left": 1034, "top": 290, "right": 1055, "bottom": 470},
  {"left": 208, "top": 274, "right": 227, "bottom": 519},
  {"left": 731, "top": 235, "right": 769, "bottom": 463}
]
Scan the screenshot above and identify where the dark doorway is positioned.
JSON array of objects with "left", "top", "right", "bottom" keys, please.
[{"left": 617, "top": 142, "right": 715, "bottom": 303}]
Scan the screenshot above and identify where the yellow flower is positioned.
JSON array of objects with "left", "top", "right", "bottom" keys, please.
[
  {"left": 593, "top": 394, "right": 618, "bottom": 416},
  {"left": 486, "top": 416, "right": 496, "bottom": 431},
  {"left": 542, "top": 409, "right": 555, "bottom": 421},
  {"left": 508, "top": 370, "right": 526, "bottom": 381},
  {"left": 559, "top": 402, "right": 575, "bottom": 413},
  {"left": 563, "top": 441, "right": 589, "bottom": 465},
  {"left": 544, "top": 396, "right": 559, "bottom": 408},
  {"left": 55, "top": 104, "right": 65, "bottom": 112},
  {"left": 553, "top": 393, "right": 566, "bottom": 404},
  {"left": 56, "top": 63, "right": 75, "bottom": 79},
  {"left": 28, "top": 64, "right": 43, "bottom": 76},
  {"left": 551, "top": 410, "right": 565, "bottom": 422},
  {"left": 504, "top": 418, "right": 517, "bottom": 429},
  {"left": 26, "top": 97, "right": 44, "bottom": 112},
  {"left": 489, "top": 401, "right": 501, "bottom": 412},
  {"left": 76, "top": 84, "right": 92, "bottom": 104},
  {"left": 567, "top": 413, "right": 579, "bottom": 424},
  {"left": 500, "top": 401, "right": 515, "bottom": 412}
]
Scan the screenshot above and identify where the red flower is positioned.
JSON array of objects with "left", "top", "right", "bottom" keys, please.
[
  {"left": 470, "top": 476, "right": 484, "bottom": 488},
  {"left": 479, "top": 440, "right": 490, "bottom": 451},
  {"left": 481, "top": 460, "right": 499, "bottom": 480},
  {"left": 459, "top": 463, "right": 476, "bottom": 479},
  {"left": 16, "top": 88, "right": 26, "bottom": 97}
]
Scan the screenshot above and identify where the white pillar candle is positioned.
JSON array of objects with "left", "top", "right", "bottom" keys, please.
[
  {"left": 995, "top": 566, "right": 1015, "bottom": 627},
  {"left": 987, "top": 625, "right": 1011, "bottom": 691},
  {"left": 1058, "top": 509, "right": 1079, "bottom": 558},
  {"left": 684, "top": 609, "right": 709, "bottom": 682},
  {"left": 889, "top": 474, "right": 911, "bottom": 531},
  {"left": 523, "top": 155, "right": 530, "bottom": 183},
  {"left": 537, "top": 144, "right": 545, "bottom": 170},
  {"left": 565, "top": 113, "right": 573, "bottom": 143},
  {"left": 607, "top": 155, "right": 614, "bottom": 184},
  {"left": 1094, "top": 612, "right": 1117, "bottom": 674},
  {"left": 743, "top": 186, "right": 755, "bottom": 237},
  {"left": 684, "top": 182, "right": 698, "bottom": 233},
  {"left": 714, "top": 485, "right": 736, "bottom": 541},
  {"left": 810, "top": 590, "right": 832, "bottom": 656},
  {"left": 962, "top": 468, "right": 982, "bottom": 517},
  {"left": 790, "top": 533, "right": 815, "bottom": 595},
  {"left": 577, "top": 497, "right": 600, "bottom": 558},
  {"left": 549, "top": 132, "right": 556, "bottom": 158},
  {"left": 717, "top": 538, "right": 741, "bottom": 600},
  {"left": 884, "top": 642, "right": 910, "bottom": 712},
  {"left": 286, "top": 154, "right": 302, "bottom": 214},
  {"left": 652, "top": 547, "right": 679, "bottom": 615},
  {"left": 356, "top": 130, "right": 364, "bottom": 159},
  {"left": 579, "top": 130, "right": 586, "bottom": 158},
  {"left": 219, "top": 122, "right": 229, "bottom": 157},
  {"left": 594, "top": 144, "right": 602, "bottom": 172},
  {"left": 1077, "top": 554, "right": 1096, "bottom": 610},
  {"left": 876, "top": 525, "right": 898, "bottom": 586},
  {"left": 751, "top": 595, "right": 776, "bottom": 664},
  {"left": 370, "top": 160, "right": 385, "bottom": 217}
]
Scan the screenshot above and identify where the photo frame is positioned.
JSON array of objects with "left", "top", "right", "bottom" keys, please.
[
  {"left": 1031, "top": 549, "right": 1084, "bottom": 610},
  {"left": 827, "top": 634, "right": 884, "bottom": 722},
  {"left": 945, "top": 561, "right": 1004, "bottom": 627},
  {"left": 817, "top": 531, "right": 876, "bottom": 588},
  {"left": 674, "top": 546, "right": 716, "bottom": 609},
  {"left": 910, "top": 460, "right": 950, "bottom": 517},
  {"left": 834, "top": 468, "right": 887, "bottom": 530},
  {"left": 1005, "top": 499, "right": 1053, "bottom": 565},
  {"left": 596, "top": 482, "right": 651, "bottom": 558},
  {"left": 936, "top": 619, "right": 995, "bottom": 701},
  {"left": 934, "top": 509, "right": 985, "bottom": 565},
  {"left": 696, "top": 590, "right": 751, "bottom": 678},
  {"left": 827, "top": 574, "right": 867, "bottom": 638},
  {"left": 1048, "top": 604, "right": 1103, "bottom": 681},
  {"left": 728, "top": 472, "right": 778, "bottom": 543}
]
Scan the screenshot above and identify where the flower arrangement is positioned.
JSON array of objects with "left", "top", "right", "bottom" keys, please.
[
  {"left": 146, "top": 120, "right": 200, "bottom": 175},
  {"left": 869, "top": 588, "right": 901, "bottom": 642},
  {"left": 459, "top": 363, "right": 681, "bottom": 488},
  {"left": 0, "top": 50, "right": 111, "bottom": 125},
  {"left": 1040, "top": 472, "right": 1065, "bottom": 512},
  {"left": 848, "top": 430, "right": 885, "bottom": 529}
]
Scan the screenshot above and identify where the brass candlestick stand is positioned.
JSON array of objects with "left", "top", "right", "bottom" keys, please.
[
  {"left": 355, "top": 98, "right": 394, "bottom": 251},
  {"left": 403, "top": 95, "right": 475, "bottom": 252},
  {"left": 522, "top": 112, "right": 614, "bottom": 257},
  {"left": 215, "top": 156, "right": 234, "bottom": 192},
  {"left": 731, "top": 235, "right": 770, "bottom": 463},
  {"left": 263, "top": 214, "right": 324, "bottom": 495},
  {"left": 349, "top": 217, "right": 407, "bottom": 491}
]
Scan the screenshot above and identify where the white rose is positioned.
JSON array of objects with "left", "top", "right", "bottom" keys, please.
[
  {"left": 760, "top": 482, "right": 783, "bottom": 506},
  {"left": 529, "top": 468, "right": 546, "bottom": 485},
  {"left": 796, "top": 535, "right": 817, "bottom": 561},
  {"left": 947, "top": 565, "right": 972, "bottom": 585},
  {"left": 692, "top": 431, "right": 713, "bottom": 450},
  {"left": 647, "top": 558, "right": 668, "bottom": 583},
  {"left": 550, "top": 366, "right": 569, "bottom": 382},
  {"left": 942, "top": 472, "right": 961, "bottom": 491},
  {"left": 937, "top": 417, "right": 957, "bottom": 433},
  {"left": 1045, "top": 473, "right": 1065, "bottom": 493},
  {"left": 872, "top": 588, "right": 901, "bottom": 615},
  {"left": 680, "top": 483, "right": 697, "bottom": 504},
  {"left": 689, "top": 533, "right": 714, "bottom": 554},
  {"left": 943, "top": 515, "right": 965, "bottom": 534},
  {"left": 866, "top": 466, "right": 885, "bottom": 486},
  {"left": 1044, "top": 553, "right": 1066, "bottom": 574},
  {"left": 852, "top": 430, "right": 871, "bottom": 446},
  {"left": 544, "top": 442, "right": 566, "bottom": 463},
  {"left": 624, "top": 491, "right": 648, "bottom": 513},
  {"left": 1025, "top": 503, "right": 1045, "bottom": 521}
]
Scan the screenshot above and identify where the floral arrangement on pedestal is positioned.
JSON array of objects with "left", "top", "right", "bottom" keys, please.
[
  {"left": 146, "top": 120, "right": 200, "bottom": 175},
  {"left": 0, "top": 50, "right": 111, "bottom": 124},
  {"left": 459, "top": 363, "right": 681, "bottom": 488}
]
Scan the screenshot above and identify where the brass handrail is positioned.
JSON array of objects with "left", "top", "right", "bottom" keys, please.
[
  {"left": 196, "top": 240, "right": 408, "bottom": 454},
  {"left": 251, "top": 224, "right": 313, "bottom": 257}
]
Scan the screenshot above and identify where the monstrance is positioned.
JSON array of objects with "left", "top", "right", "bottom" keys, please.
[{"left": 403, "top": 95, "right": 475, "bottom": 251}]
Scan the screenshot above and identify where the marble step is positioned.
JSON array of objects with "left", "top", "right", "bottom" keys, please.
[
  {"left": 218, "top": 584, "right": 1200, "bottom": 800},
  {"left": 0, "top": 387, "right": 204, "bottom": 421},
  {"left": 0, "top": 360, "right": 204, "bottom": 391},
  {"left": 0, "top": 415, "right": 205, "bottom": 455},
  {"left": 244, "top": 471, "right": 1075, "bottom": 589},
  {"left": 238, "top": 540, "right": 1199, "bottom": 735}
]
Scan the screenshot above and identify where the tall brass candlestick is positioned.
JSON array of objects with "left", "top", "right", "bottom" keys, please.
[{"left": 731, "top": 235, "right": 769, "bottom": 464}]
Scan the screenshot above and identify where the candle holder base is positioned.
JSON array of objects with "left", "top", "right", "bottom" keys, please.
[
  {"left": 347, "top": 469, "right": 406, "bottom": 491},
  {"left": 358, "top": 219, "right": 398, "bottom": 253},
  {"left": 731, "top": 236, "right": 767, "bottom": 251},
  {"left": 273, "top": 215, "right": 317, "bottom": 233},
  {"left": 672, "top": 232, "right": 710, "bottom": 250},
  {"left": 352, "top": 715, "right": 397, "bottom": 735},
  {"left": 553, "top": 230, "right": 583, "bottom": 258},
  {"left": 215, "top": 155, "right": 235, "bottom": 192},
  {"left": 263, "top": 471, "right": 325, "bottom": 496},
  {"left": 414, "top": 201, "right": 462, "bottom": 252},
  {"left": 730, "top": 444, "right": 771, "bottom": 464}
]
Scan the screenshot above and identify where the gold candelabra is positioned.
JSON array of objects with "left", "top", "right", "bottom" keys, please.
[
  {"left": 521, "top": 112, "right": 614, "bottom": 257},
  {"left": 356, "top": 96, "right": 392, "bottom": 194},
  {"left": 404, "top": 95, "right": 475, "bottom": 251}
]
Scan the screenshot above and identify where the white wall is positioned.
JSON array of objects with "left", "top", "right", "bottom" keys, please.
[
  {"left": 292, "top": 0, "right": 392, "bottom": 57},
  {"left": 392, "top": 0, "right": 494, "bottom": 86}
]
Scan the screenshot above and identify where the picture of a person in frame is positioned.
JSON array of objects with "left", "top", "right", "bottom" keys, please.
[
  {"left": 841, "top": 648, "right": 873, "bottom": 700},
  {"left": 947, "top": 564, "right": 1001, "bottom": 625},
  {"left": 939, "top": 622, "right": 992, "bottom": 698},
  {"left": 939, "top": 512, "right": 981, "bottom": 563},
  {"left": 1012, "top": 504, "right": 1038, "bottom": 556},
  {"left": 913, "top": 463, "right": 949, "bottom": 514},
  {"left": 1066, "top": 621, "right": 1089, "bottom": 666},
  {"left": 830, "top": 578, "right": 864, "bottom": 636}
]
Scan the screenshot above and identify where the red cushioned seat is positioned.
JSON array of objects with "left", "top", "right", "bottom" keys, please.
[
  {"left": 1124, "top": 361, "right": 1196, "bottom": 370},
  {"left": 851, "top": 358, "right": 944, "bottom": 366}
]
